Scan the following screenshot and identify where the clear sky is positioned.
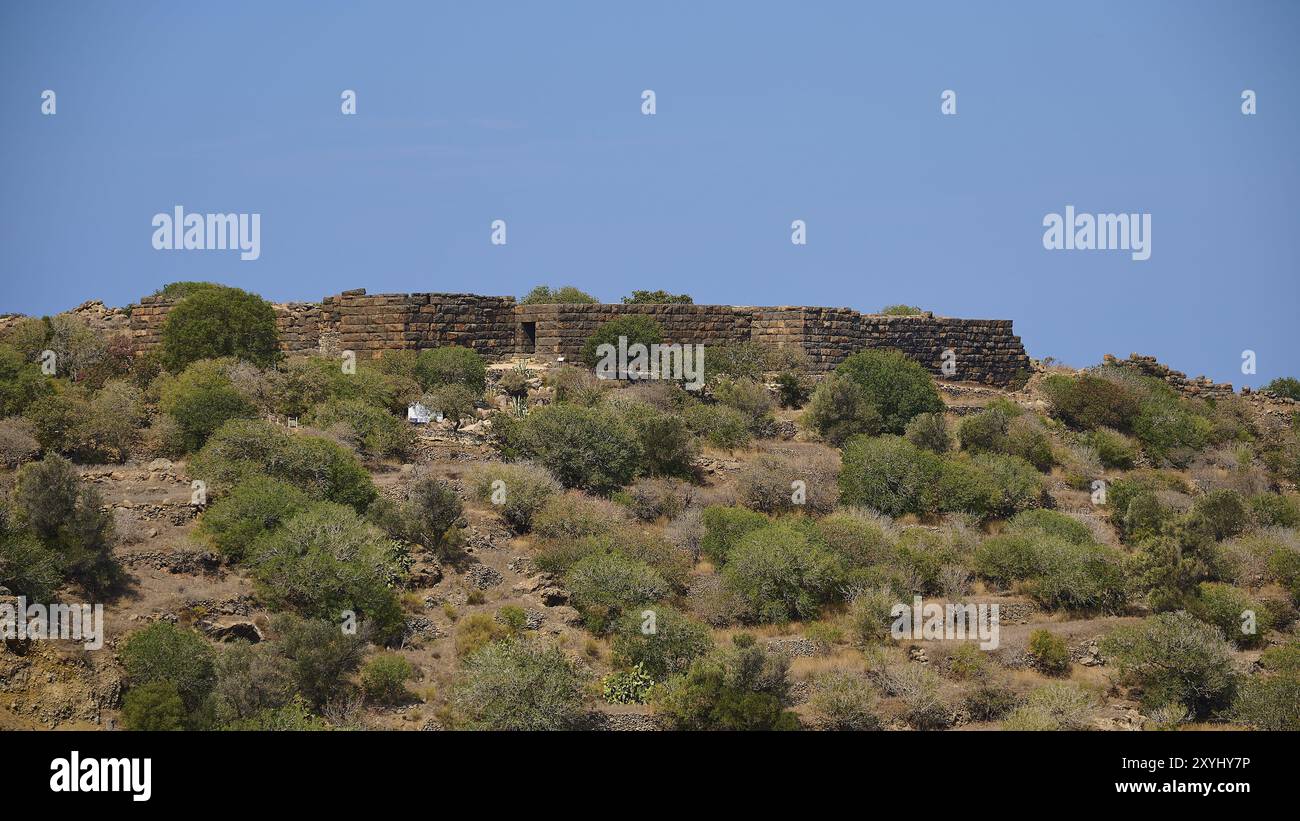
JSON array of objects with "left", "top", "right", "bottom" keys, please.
[{"left": 1, "top": 1, "right": 1296, "bottom": 386}]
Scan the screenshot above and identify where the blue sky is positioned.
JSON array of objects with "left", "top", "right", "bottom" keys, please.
[{"left": 1, "top": 1, "right": 1296, "bottom": 386}]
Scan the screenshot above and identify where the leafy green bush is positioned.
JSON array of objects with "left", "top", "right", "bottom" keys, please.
[
  {"left": 271, "top": 355, "right": 411, "bottom": 418},
  {"left": 120, "top": 622, "right": 216, "bottom": 712},
  {"left": 699, "top": 505, "right": 769, "bottom": 564},
  {"left": 453, "top": 638, "right": 587, "bottom": 730},
  {"left": 454, "top": 613, "right": 510, "bottom": 658},
  {"left": 975, "top": 533, "right": 1126, "bottom": 612},
  {"left": 808, "top": 671, "right": 880, "bottom": 730},
  {"left": 497, "top": 403, "right": 643, "bottom": 494},
  {"left": 721, "top": 521, "right": 844, "bottom": 623},
  {"left": 519, "top": 285, "right": 598, "bottom": 305},
  {"left": 188, "top": 419, "right": 376, "bottom": 511},
  {"left": 905, "top": 411, "right": 950, "bottom": 453},
  {"left": 0, "top": 416, "right": 40, "bottom": 468},
  {"left": 838, "top": 435, "right": 941, "bottom": 517},
  {"left": 1263, "top": 377, "right": 1300, "bottom": 401},
  {"left": 1186, "top": 489, "right": 1249, "bottom": 542},
  {"left": 1005, "top": 509, "right": 1094, "bottom": 544},
  {"left": 814, "top": 509, "right": 894, "bottom": 569},
  {"left": 713, "top": 378, "right": 774, "bottom": 434},
  {"left": 207, "top": 641, "right": 295, "bottom": 726},
  {"left": 611, "top": 400, "right": 697, "bottom": 477},
  {"left": 1041, "top": 372, "right": 1143, "bottom": 431},
  {"left": 611, "top": 606, "right": 714, "bottom": 680},
  {"left": 307, "top": 398, "right": 411, "bottom": 457},
  {"left": 775, "top": 371, "right": 811, "bottom": 409},
  {"left": 467, "top": 462, "right": 560, "bottom": 532},
  {"left": 1002, "top": 683, "right": 1096, "bottom": 730},
  {"left": 600, "top": 664, "right": 655, "bottom": 704},
  {"left": 1232, "top": 671, "right": 1300, "bottom": 730},
  {"left": 531, "top": 491, "right": 625, "bottom": 541},
  {"left": 1089, "top": 427, "right": 1139, "bottom": 469},
  {"left": 621, "top": 289, "right": 692, "bottom": 304},
  {"left": 831, "top": 349, "right": 944, "bottom": 434},
  {"left": 250, "top": 503, "right": 406, "bottom": 643},
  {"left": 683, "top": 402, "right": 751, "bottom": 450},
  {"left": 198, "top": 476, "right": 313, "bottom": 562},
  {"left": 579, "top": 315, "right": 664, "bottom": 367},
  {"left": 1248, "top": 493, "right": 1300, "bottom": 529},
  {"left": 160, "top": 285, "right": 279, "bottom": 371},
  {"left": 804, "top": 372, "right": 881, "bottom": 447},
  {"left": 879, "top": 304, "right": 924, "bottom": 315},
  {"left": 365, "top": 475, "right": 464, "bottom": 557},
  {"left": 1101, "top": 611, "right": 1237, "bottom": 715},
  {"left": 1188, "top": 582, "right": 1272, "bottom": 648},
  {"left": 360, "top": 653, "right": 414, "bottom": 704},
  {"left": 0, "top": 531, "right": 61, "bottom": 601},
  {"left": 564, "top": 552, "right": 670, "bottom": 633},
  {"left": 966, "top": 684, "right": 1022, "bottom": 721},
  {"left": 650, "top": 634, "right": 797, "bottom": 730},
  {"left": 271, "top": 614, "right": 365, "bottom": 709},
  {"left": 121, "top": 680, "right": 187, "bottom": 731},
  {"left": 414, "top": 346, "right": 486, "bottom": 394},
  {"left": 1028, "top": 629, "right": 1071, "bottom": 676},
  {"left": 159, "top": 359, "right": 256, "bottom": 451},
  {"left": 1134, "top": 397, "right": 1214, "bottom": 466},
  {"left": 0, "top": 345, "right": 52, "bottom": 416},
  {"left": 12, "top": 454, "right": 120, "bottom": 594}
]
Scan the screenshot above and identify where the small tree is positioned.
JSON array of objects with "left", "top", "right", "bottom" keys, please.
[
  {"left": 121, "top": 680, "right": 187, "bottom": 731},
  {"left": 119, "top": 622, "right": 217, "bottom": 713},
  {"left": 414, "top": 346, "right": 487, "bottom": 393},
  {"left": 579, "top": 315, "right": 664, "bottom": 367},
  {"left": 160, "top": 285, "right": 279, "bottom": 371}
]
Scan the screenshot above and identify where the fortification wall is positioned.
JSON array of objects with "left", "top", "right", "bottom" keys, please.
[{"left": 110, "top": 288, "right": 1031, "bottom": 386}]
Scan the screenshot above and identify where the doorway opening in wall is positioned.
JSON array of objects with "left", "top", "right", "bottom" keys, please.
[{"left": 521, "top": 322, "right": 536, "bottom": 354}]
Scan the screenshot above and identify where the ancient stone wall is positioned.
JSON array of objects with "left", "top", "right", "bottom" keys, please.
[{"left": 62, "top": 288, "right": 1032, "bottom": 386}]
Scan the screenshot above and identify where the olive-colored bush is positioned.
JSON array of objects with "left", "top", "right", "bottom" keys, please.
[
  {"left": 414, "top": 346, "right": 487, "bottom": 393},
  {"left": 467, "top": 462, "right": 560, "bottom": 532},
  {"left": 1101, "top": 611, "right": 1238, "bottom": 716},
  {"left": 160, "top": 285, "right": 279, "bottom": 371}
]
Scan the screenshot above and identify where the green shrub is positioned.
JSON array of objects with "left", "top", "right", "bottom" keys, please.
[
  {"left": 1188, "top": 582, "right": 1272, "bottom": 648},
  {"left": 271, "top": 614, "right": 365, "bottom": 709},
  {"left": 119, "top": 622, "right": 216, "bottom": 712},
  {"left": 611, "top": 606, "right": 713, "bottom": 680},
  {"left": 1005, "top": 509, "right": 1094, "bottom": 544},
  {"left": 845, "top": 587, "right": 897, "bottom": 645},
  {"left": 683, "top": 403, "right": 751, "bottom": 450},
  {"left": 159, "top": 359, "right": 256, "bottom": 451},
  {"left": 967, "top": 684, "right": 1022, "bottom": 721},
  {"left": 713, "top": 378, "right": 774, "bottom": 434},
  {"left": 1101, "top": 611, "right": 1237, "bottom": 715},
  {"left": 579, "top": 315, "right": 664, "bottom": 367},
  {"left": 208, "top": 641, "right": 295, "bottom": 726},
  {"left": 1248, "top": 493, "right": 1300, "bottom": 529},
  {"left": 721, "top": 521, "right": 844, "bottom": 623},
  {"left": 975, "top": 533, "right": 1126, "bottom": 612},
  {"left": 612, "top": 401, "right": 697, "bottom": 476},
  {"left": 1002, "top": 683, "right": 1096, "bottom": 730},
  {"left": 467, "top": 462, "right": 560, "bottom": 532},
  {"left": 12, "top": 454, "right": 120, "bottom": 594},
  {"left": 830, "top": 349, "right": 943, "bottom": 435},
  {"left": 1028, "top": 629, "right": 1071, "bottom": 676},
  {"left": 453, "top": 638, "right": 587, "bottom": 730},
  {"left": 531, "top": 492, "right": 625, "bottom": 541},
  {"left": 775, "top": 372, "right": 811, "bottom": 409},
  {"left": 814, "top": 509, "right": 894, "bottom": 569},
  {"left": 879, "top": 304, "right": 924, "bottom": 315},
  {"left": 600, "top": 664, "right": 655, "bottom": 704},
  {"left": 519, "top": 285, "right": 598, "bottom": 305},
  {"left": 1134, "top": 398, "right": 1213, "bottom": 466},
  {"left": 838, "top": 435, "right": 940, "bottom": 517},
  {"left": 621, "top": 289, "right": 692, "bottom": 304},
  {"left": 808, "top": 671, "right": 879, "bottom": 730},
  {"left": 1042, "top": 373, "right": 1143, "bottom": 432},
  {"left": 0, "top": 532, "right": 61, "bottom": 601},
  {"left": 1232, "top": 672, "right": 1300, "bottom": 730},
  {"left": 121, "top": 680, "right": 187, "bottom": 731},
  {"left": 699, "top": 505, "right": 769, "bottom": 564},
  {"left": 360, "top": 653, "right": 414, "bottom": 704},
  {"left": 188, "top": 419, "right": 376, "bottom": 511},
  {"left": 1089, "top": 427, "right": 1139, "bottom": 469},
  {"left": 564, "top": 552, "right": 670, "bottom": 633},
  {"left": 0, "top": 416, "right": 40, "bottom": 468},
  {"left": 365, "top": 475, "right": 464, "bottom": 557},
  {"left": 804, "top": 372, "right": 881, "bottom": 447},
  {"left": 969, "top": 453, "right": 1043, "bottom": 518},
  {"left": 701, "top": 341, "right": 769, "bottom": 386},
  {"left": 307, "top": 398, "right": 411, "bottom": 457},
  {"left": 0, "top": 345, "right": 52, "bottom": 416},
  {"left": 1186, "top": 489, "right": 1249, "bottom": 542},
  {"left": 271, "top": 356, "right": 410, "bottom": 418},
  {"left": 650, "top": 634, "right": 797, "bottom": 730},
  {"left": 1263, "top": 377, "right": 1300, "bottom": 401},
  {"left": 198, "top": 476, "right": 313, "bottom": 562},
  {"left": 904, "top": 411, "right": 950, "bottom": 453},
  {"left": 160, "top": 285, "right": 279, "bottom": 371},
  {"left": 413, "top": 346, "right": 486, "bottom": 394},
  {"left": 250, "top": 503, "right": 406, "bottom": 643},
  {"left": 498, "top": 403, "right": 642, "bottom": 494}
]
